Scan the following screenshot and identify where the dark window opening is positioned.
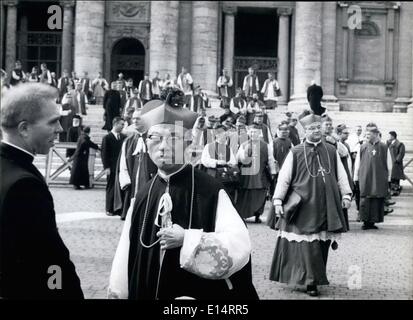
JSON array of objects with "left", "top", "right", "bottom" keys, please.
[{"left": 16, "top": 1, "right": 62, "bottom": 75}]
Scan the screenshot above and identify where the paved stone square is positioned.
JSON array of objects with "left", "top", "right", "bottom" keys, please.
[{"left": 52, "top": 185, "right": 413, "bottom": 300}]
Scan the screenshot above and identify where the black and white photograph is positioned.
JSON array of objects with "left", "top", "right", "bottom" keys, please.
[{"left": 0, "top": 0, "right": 412, "bottom": 314}]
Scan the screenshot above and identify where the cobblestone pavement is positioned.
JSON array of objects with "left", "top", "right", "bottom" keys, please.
[{"left": 52, "top": 187, "right": 413, "bottom": 300}]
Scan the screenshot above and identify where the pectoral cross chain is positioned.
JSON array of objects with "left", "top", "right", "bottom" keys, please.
[
  {"left": 316, "top": 154, "right": 327, "bottom": 183},
  {"left": 318, "top": 167, "right": 327, "bottom": 183}
]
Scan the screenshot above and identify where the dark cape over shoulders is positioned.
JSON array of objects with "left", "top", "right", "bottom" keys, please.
[
  {"left": 127, "top": 165, "right": 258, "bottom": 300},
  {"left": 275, "top": 142, "right": 347, "bottom": 235}
]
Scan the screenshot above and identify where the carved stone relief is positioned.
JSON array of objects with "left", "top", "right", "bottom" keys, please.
[{"left": 107, "top": 1, "right": 150, "bottom": 23}]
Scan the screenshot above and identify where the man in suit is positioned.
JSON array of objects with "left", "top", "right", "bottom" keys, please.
[
  {"left": 0, "top": 83, "right": 84, "bottom": 299},
  {"left": 217, "top": 68, "right": 234, "bottom": 108},
  {"left": 138, "top": 73, "right": 153, "bottom": 105},
  {"left": 73, "top": 82, "right": 88, "bottom": 115},
  {"left": 242, "top": 67, "right": 259, "bottom": 102},
  {"left": 177, "top": 67, "right": 194, "bottom": 108},
  {"left": 387, "top": 131, "right": 405, "bottom": 196},
  {"left": 57, "top": 69, "right": 71, "bottom": 103},
  {"left": 152, "top": 71, "right": 162, "bottom": 99},
  {"left": 80, "top": 71, "right": 92, "bottom": 101},
  {"left": 101, "top": 117, "right": 126, "bottom": 216}
]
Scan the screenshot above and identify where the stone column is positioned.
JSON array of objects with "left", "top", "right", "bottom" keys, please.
[
  {"left": 191, "top": 1, "right": 219, "bottom": 92},
  {"left": 177, "top": 1, "right": 192, "bottom": 73},
  {"left": 321, "top": 2, "right": 339, "bottom": 111},
  {"left": 149, "top": 1, "right": 179, "bottom": 77},
  {"left": 4, "top": 0, "right": 18, "bottom": 76},
  {"left": 223, "top": 5, "right": 236, "bottom": 76},
  {"left": 395, "top": 2, "right": 413, "bottom": 113},
  {"left": 74, "top": 1, "right": 105, "bottom": 78},
  {"left": 288, "top": 2, "right": 323, "bottom": 112},
  {"left": 60, "top": 0, "right": 75, "bottom": 74},
  {"left": 277, "top": 8, "right": 291, "bottom": 106}
]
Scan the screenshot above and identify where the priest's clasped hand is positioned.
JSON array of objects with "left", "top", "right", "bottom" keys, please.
[
  {"left": 274, "top": 204, "right": 284, "bottom": 217},
  {"left": 342, "top": 198, "right": 351, "bottom": 209},
  {"left": 157, "top": 224, "right": 185, "bottom": 250}
]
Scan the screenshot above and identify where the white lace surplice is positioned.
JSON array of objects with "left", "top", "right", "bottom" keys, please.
[{"left": 107, "top": 189, "right": 251, "bottom": 298}]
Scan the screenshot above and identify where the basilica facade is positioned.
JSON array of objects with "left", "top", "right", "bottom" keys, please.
[{"left": 1, "top": 1, "right": 412, "bottom": 112}]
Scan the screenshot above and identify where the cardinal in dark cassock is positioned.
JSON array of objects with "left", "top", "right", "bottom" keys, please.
[
  {"left": 270, "top": 113, "right": 352, "bottom": 297},
  {"left": 108, "top": 90, "right": 258, "bottom": 300},
  {"left": 354, "top": 126, "right": 392, "bottom": 230}
]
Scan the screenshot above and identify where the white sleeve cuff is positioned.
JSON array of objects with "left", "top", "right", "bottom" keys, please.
[
  {"left": 180, "top": 229, "right": 204, "bottom": 269},
  {"left": 119, "top": 171, "right": 131, "bottom": 190},
  {"left": 273, "top": 199, "right": 283, "bottom": 206}
]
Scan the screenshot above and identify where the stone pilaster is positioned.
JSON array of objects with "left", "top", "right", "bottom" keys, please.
[
  {"left": 149, "top": 1, "right": 179, "bottom": 77},
  {"left": 395, "top": 2, "right": 413, "bottom": 113},
  {"left": 61, "top": 0, "right": 75, "bottom": 74},
  {"left": 4, "top": 0, "right": 18, "bottom": 76},
  {"left": 337, "top": 2, "right": 350, "bottom": 95},
  {"left": 74, "top": 1, "right": 105, "bottom": 78},
  {"left": 191, "top": 1, "right": 219, "bottom": 92},
  {"left": 223, "top": 5, "right": 236, "bottom": 76},
  {"left": 277, "top": 8, "right": 292, "bottom": 106},
  {"left": 321, "top": 2, "right": 339, "bottom": 111},
  {"left": 408, "top": 32, "right": 413, "bottom": 114},
  {"left": 1, "top": 2, "right": 5, "bottom": 68},
  {"left": 18, "top": 15, "right": 28, "bottom": 67},
  {"left": 288, "top": 2, "right": 323, "bottom": 112},
  {"left": 177, "top": 1, "right": 192, "bottom": 73}
]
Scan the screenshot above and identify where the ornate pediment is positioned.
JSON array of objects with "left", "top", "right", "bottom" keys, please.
[
  {"left": 107, "top": 1, "right": 150, "bottom": 23},
  {"left": 119, "top": 2, "right": 141, "bottom": 17}
]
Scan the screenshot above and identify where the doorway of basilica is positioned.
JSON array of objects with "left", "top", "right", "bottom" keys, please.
[
  {"left": 111, "top": 38, "right": 145, "bottom": 86},
  {"left": 233, "top": 8, "right": 278, "bottom": 90}
]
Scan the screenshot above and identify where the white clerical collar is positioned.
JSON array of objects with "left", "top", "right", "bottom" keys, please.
[
  {"left": 2, "top": 140, "right": 35, "bottom": 158},
  {"left": 158, "top": 163, "right": 189, "bottom": 181},
  {"left": 391, "top": 139, "right": 396, "bottom": 145},
  {"left": 306, "top": 139, "right": 322, "bottom": 146}
]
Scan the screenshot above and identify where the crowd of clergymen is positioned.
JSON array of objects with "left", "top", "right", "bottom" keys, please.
[
  {"left": 4, "top": 60, "right": 404, "bottom": 230},
  {"left": 65, "top": 83, "right": 406, "bottom": 232}
]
